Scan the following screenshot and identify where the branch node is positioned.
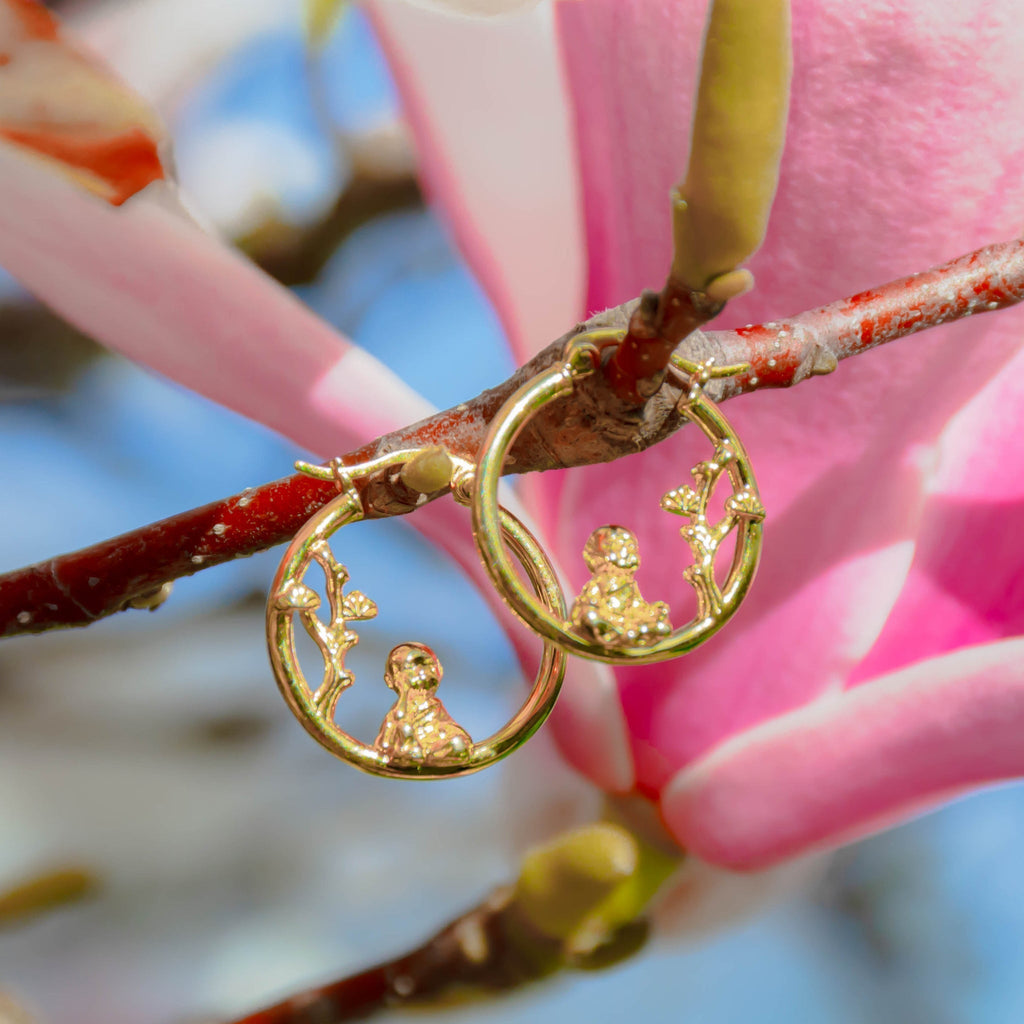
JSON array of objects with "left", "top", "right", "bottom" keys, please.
[
  {"left": 126, "top": 582, "right": 173, "bottom": 612},
  {"left": 809, "top": 345, "right": 838, "bottom": 376}
]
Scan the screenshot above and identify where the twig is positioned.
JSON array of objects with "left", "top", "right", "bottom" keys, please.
[
  {"left": 239, "top": 169, "right": 422, "bottom": 287},
  {"left": 222, "top": 819, "right": 667, "bottom": 1023},
  {"left": 2, "top": 237, "right": 1022, "bottom": 638},
  {"left": 227, "top": 889, "right": 538, "bottom": 1024},
  {"left": 226, "top": 888, "right": 647, "bottom": 1024},
  {"left": 605, "top": 0, "right": 791, "bottom": 404},
  {"left": 711, "top": 238, "right": 1024, "bottom": 397},
  {"left": 605, "top": 278, "right": 724, "bottom": 402},
  {"left": 0, "top": 302, "right": 100, "bottom": 396}
]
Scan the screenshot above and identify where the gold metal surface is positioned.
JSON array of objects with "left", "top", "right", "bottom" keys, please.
[
  {"left": 570, "top": 526, "right": 672, "bottom": 649},
  {"left": 375, "top": 643, "right": 471, "bottom": 764},
  {"left": 267, "top": 450, "right": 567, "bottom": 779},
  {"left": 472, "top": 334, "right": 765, "bottom": 665}
]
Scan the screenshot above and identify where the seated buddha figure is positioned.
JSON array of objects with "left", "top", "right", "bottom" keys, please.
[
  {"left": 374, "top": 643, "right": 471, "bottom": 764},
  {"left": 570, "top": 525, "right": 672, "bottom": 649}
]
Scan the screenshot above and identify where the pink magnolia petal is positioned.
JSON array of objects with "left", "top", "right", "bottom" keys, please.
[
  {"left": 608, "top": 445, "right": 922, "bottom": 795},
  {"left": 0, "top": 143, "right": 431, "bottom": 456},
  {"left": 556, "top": 0, "right": 1024, "bottom": 319},
  {"left": 661, "top": 636, "right": 1024, "bottom": 871},
  {"left": 556, "top": 310, "right": 1024, "bottom": 796},
  {"left": 543, "top": 0, "right": 1024, "bottom": 793},
  {"left": 0, "top": 0, "right": 166, "bottom": 204},
  {"left": 366, "top": 0, "right": 584, "bottom": 362},
  {"left": 548, "top": 658, "right": 634, "bottom": 793},
  {"left": 554, "top": 0, "right": 705, "bottom": 312},
  {"left": 852, "top": 343, "right": 1024, "bottom": 683}
]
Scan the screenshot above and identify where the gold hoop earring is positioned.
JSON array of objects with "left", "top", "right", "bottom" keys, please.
[
  {"left": 267, "top": 449, "right": 567, "bottom": 779},
  {"left": 471, "top": 333, "right": 765, "bottom": 665}
]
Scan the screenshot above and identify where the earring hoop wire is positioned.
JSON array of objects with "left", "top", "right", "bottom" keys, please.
[
  {"left": 267, "top": 449, "right": 567, "bottom": 779},
  {"left": 472, "top": 334, "right": 765, "bottom": 665}
]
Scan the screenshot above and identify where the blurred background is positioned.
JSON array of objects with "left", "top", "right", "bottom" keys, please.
[{"left": 2, "top": 3, "right": 1024, "bottom": 1022}]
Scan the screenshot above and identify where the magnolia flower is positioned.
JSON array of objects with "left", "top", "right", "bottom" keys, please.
[
  {"left": 368, "top": 0, "right": 1024, "bottom": 872},
  {"left": 3, "top": 0, "right": 1024, "bottom": 894}
]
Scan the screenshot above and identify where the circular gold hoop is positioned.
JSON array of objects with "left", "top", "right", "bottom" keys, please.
[
  {"left": 472, "top": 336, "right": 765, "bottom": 665},
  {"left": 267, "top": 451, "right": 567, "bottom": 779}
]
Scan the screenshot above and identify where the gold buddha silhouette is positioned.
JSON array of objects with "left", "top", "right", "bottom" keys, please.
[
  {"left": 374, "top": 643, "right": 471, "bottom": 764},
  {"left": 570, "top": 525, "right": 672, "bottom": 648}
]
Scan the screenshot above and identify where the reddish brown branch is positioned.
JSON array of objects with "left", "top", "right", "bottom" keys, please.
[
  {"left": 239, "top": 170, "right": 422, "bottom": 287},
  {"left": 709, "top": 237, "right": 1024, "bottom": 397},
  {"left": 2, "top": 237, "right": 1023, "bottom": 639},
  {"left": 0, "top": 472, "right": 339, "bottom": 636},
  {"left": 227, "top": 887, "right": 645, "bottom": 1024},
  {"left": 229, "top": 891, "right": 533, "bottom": 1024},
  {"left": 605, "top": 277, "right": 724, "bottom": 402}
]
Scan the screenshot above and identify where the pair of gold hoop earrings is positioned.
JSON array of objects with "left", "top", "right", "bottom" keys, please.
[{"left": 266, "top": 333, "right": 766, "bottom": 780}]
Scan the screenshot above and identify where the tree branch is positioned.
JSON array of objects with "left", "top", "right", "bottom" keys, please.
[
  {"left": 2, "top": 237, "right": 1022, "bottom": 638},
  {"left": 224, "top": 816, "right": 669, "bottom": 1024},
  {"left": 227, "top": 897, "right": 648, "bottom": 1024},
  {"left": 239, "top": 168, "right": 422, "bottom": 287},
  {"left": 225, "top": 888, "right": 569, "bottom": 1024}
]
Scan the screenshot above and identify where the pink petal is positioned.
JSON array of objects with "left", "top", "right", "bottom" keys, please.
[
  {"left": 0, "top": 143, "right": 431, "bottom": 456},
  {"left": 661, "top": 637, "right": 1024, "bottom": 870},
  {"left": 555, "top": 0, "right": 1024, "bottom": 319},
  {"left": 544, "top": 0, "right": 1024, "bottom": 793},
  {"left": 366, "top": 0, "right": 585, "bottom": 362},
  {"left": 0, "top": 0, "right": 166, "bottom": 204},
  {"left": 556, "top": 299, "right": 1024, "bottom": 796},
  {"left": 548, "top": 658, "right": 634, "bottom": 793},
  {"left": 604, "top": 436, "right": 924, "bottom": 795},
  {"left": 554, "top": 0, "right": 706, "bottom": 312},
  {"left": 851, "top": 343, "right": 1024, "bottom": 683}
]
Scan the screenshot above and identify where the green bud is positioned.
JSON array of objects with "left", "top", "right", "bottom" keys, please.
[
  {"left": 401, "top": 447, "right": 454, "bottom": 494},
  {"left": 672, "top": 0, "right": 791, "bottom": 290},
  {"left": 513, "top": 824, "right": 639, "bottom": 941}
]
